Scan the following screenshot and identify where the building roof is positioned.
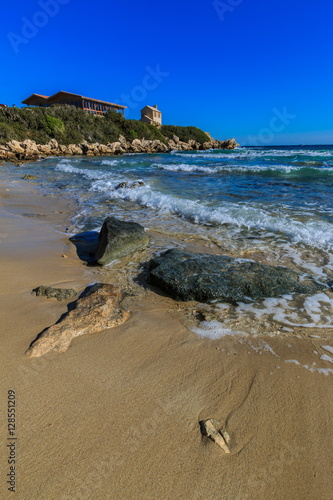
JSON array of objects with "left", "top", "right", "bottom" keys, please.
[
  {"left": 141, "top": 105, "right": 162, "bottom": 114},
  {"left": 51, "top": 91, "right": 126, "bottom": 109},
  {"left": 22, "top": 93, "right": 49, "bottom": 104},
  {"left": 22, "top": 91, "right": 126, "bottom": 109}
]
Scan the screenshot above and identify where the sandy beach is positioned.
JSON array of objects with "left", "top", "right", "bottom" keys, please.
[{"left": 1, "top": 176, "right": 333, "bottom": 500}]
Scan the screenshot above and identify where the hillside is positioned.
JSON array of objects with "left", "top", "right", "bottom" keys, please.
[{"left": 0, "top": 105, "right": 211, "bottom": 146}]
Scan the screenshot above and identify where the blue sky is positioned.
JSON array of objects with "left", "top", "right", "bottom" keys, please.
[{"left": 1, "top": 0, "right": 333, "bottom": 145}]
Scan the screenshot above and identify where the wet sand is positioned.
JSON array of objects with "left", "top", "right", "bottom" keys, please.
[{"left": 0, "top": 179, "right": 332, "bottom": 500}]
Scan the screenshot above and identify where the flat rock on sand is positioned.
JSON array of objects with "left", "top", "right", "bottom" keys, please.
[
  {"left": 26, "top": 283, "right": 129, "bottom": 357},
  {"left": 33, "top": 285, "right": 77, "bottom": 301},
  {"left": 147, "top": 248, "right": 326, "bottom": 303}
]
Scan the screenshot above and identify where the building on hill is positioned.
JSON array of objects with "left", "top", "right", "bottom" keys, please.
[
  {"left": 22, "top": 91, "right": 126, "bottom": 116},
  {"left": 140, "top": 105, "right": 162, "bottom": 126}
]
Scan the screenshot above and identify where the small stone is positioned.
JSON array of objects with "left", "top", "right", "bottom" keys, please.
[
  {"left": 61, "top": 254, "right": 69, "bottom": 259},
  {"left": 33, "top": 286, "right": 77, "bottom": 301},
  {"left": 200, "top": 419, "right": 231, "bottom": 453}
]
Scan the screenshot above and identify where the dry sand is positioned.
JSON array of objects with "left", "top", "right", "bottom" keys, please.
[{"left": 0, "top": 179, "right": 332, "bottom": 500}]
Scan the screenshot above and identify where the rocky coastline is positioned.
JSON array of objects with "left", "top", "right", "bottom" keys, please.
[
  {"left": 27, "top": 215, "right": 331, "bottom": 358},
  {"left": 0, "top": 135, "right": 238, "bottom": 162}
]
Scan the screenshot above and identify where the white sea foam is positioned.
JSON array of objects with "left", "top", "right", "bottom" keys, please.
[
  {"left": 100, "top": 159, "right": 120, "bottom": 166},
  {"left": 90, "top": 178, "right": 333, "bottom": 251},
  {"left": 170, "top": 148, "right": 333, "bottom": 160},
  {"left": 190, "top": 320, "right": 247, "bottom": 339},
  {"left": 322, "top": 345, "right": 333, "bottom": 355},
  {"left": 285, "top": 359, "right": 333, "bottom": 376},
  {"left": 157, "top": 161, "right": 333, "bottom": 176},
  {"left": 320, "top": 354, "right": 333, "bottom": 364},
  {"left": 236, "top": 292, "right": 333, "bottom": 329},
  {"left": 249, "top": 341, "right": 279, "bottom": 357},
  {"left": 153, "top": 163, "right": 218, "bottom": 173},
  {"left": 55, "top": 158, "right": 333, "bottom": 255},
  {"left": 56, "top": 159, "right": 123, "bottom": 183}
]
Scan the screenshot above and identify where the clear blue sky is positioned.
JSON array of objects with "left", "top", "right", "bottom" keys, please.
[{"left": 1, "top": 0, "right": 333, "bottom": 145}]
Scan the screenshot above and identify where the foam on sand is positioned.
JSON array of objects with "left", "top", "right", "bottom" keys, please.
[
  {"left": 285, "top": 359, "right": 333, "bottom": 376},
  {"left": 321, "top": 345, "right": 333, "bottom": 355},
  {"left": 190, "top": 320, "right": 247, "bottom": 339},
  {"left": 236, "top": 292, "right": 333, "bottom": 329}
]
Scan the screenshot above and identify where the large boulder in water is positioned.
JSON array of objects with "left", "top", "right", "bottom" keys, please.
[
  {"left": 95, "top": 216, "right": 149, "bottom": 265},
  {"left": 147, "top": 249, "right": 326, "bottom": 304}
]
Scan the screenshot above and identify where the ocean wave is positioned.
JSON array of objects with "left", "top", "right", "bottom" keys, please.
[
  {"left": 153, "top": 162, "right": 218, "bottom": 173},
  {"left": 153, "top": 161, "right": 333, "bottom": 177},
  {"left": 90, "top": 180, "right": 333, "bottom": 251},
  {"left": 100, "top": 159, "right": 121, "bottom": 166},
  {"left": 170, "top": 148, "right": 333, "bottom": 160},
  {"left": 56, "top": 159, "right": 122, "bottom": 182}
]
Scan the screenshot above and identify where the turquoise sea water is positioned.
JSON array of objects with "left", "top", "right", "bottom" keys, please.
[{"left": 2, "top": 145, "right": 333, "bottom": 333}]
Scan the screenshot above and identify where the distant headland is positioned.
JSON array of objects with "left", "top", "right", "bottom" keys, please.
[{"left": 0, "top": 92, "right": 238, "bottom": 161}]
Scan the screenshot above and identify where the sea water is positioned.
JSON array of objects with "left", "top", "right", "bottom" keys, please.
[{"left": 2, "top": 145, "right": 333, "bottom": 333}]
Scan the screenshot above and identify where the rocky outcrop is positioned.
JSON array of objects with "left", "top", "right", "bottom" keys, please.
[
  {"left": 95, "top": 216, "right": 149, "bottom": 265},
  {"left": 33, "top": 285, "right": 77, "bottom": 301},
  {"left": 147, "top": 249, "right": 326, "bottom": 304},
  {"left": 26, "top": 283, "right": 129, "bottom": 357},
  {"left": 0, "top": 136, "right": 238, "bottom": 161},
  {"left": 204, "top": 138, "right": 239, "bottom": 150}
]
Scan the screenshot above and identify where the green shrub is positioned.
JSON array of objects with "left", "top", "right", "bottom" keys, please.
[
  {"left": 0, "top": 106, "right": 211, "bottom": 146},
  {"left": 0, "top": 122, "right": 17, "bottom": 142},
  {"left": 161, "top": 125, "right": 210, "bottom": 145},
  {"left": 44, "top": 115, "right": 65, "bottom": 136}
]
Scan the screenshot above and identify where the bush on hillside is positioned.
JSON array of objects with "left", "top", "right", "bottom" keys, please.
[
  {"left": 0, "top": 105, "right": 211, "bottom": 146},
  {"left": 161, "top": 125, "right": 209, "bottom": 145}
]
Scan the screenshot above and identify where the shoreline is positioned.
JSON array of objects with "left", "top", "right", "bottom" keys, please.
[{"left": 0, "top": 178, "right": 333, "bottom": 499}]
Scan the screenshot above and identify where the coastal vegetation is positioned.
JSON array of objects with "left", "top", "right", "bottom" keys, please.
[{"left": 0, "top": 105, "right": 210, "bottom": 146}]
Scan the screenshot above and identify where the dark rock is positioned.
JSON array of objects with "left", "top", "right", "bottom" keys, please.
[
  {"left": 33, "top": 285, "right": 77, "bottom": 301},
  {"left": 115, "top": 181, "right": 145, "bottom": 190},
  {"left": 147, "top": 249, "right": 326, "bottom": 304},
  {"left": 22, "top": 174, "right": 38, "bottom": 180},
  {"left": 95, "top": 216, "right": 149, "bottom": 265},
  {"left": 27, "top": 283, "right": 129, "bottom": 357}
]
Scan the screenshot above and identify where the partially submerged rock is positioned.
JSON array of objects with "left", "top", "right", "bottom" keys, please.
[
  {"left": 115, "top": 180, "right": 145, "bottom": 190},
  {"left": 22, "top": 174, "right": 38, "bottom": 180},
  {"left": 33, "top": 285, "right": 77, "bottom": 301},
  {"left": 200, "top": 419, "right": 231, "bottom": 453},
  {"left": 95, "top": 216, "right": 149, "bottom": 265},
  {"left": 147, "top": 249, "right": 326, "bottom": 303},
  {"left": 26, "top": 283, "right": 129, "bottom": 357}
]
